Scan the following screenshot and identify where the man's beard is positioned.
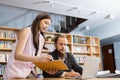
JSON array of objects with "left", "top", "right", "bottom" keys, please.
[{"left": 58, "top": 51, "right": 66, "bottom": 59}]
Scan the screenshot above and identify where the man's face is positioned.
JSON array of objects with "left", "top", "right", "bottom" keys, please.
[{"left": 56, "top": 37, "right": 68, "bottom": 54}]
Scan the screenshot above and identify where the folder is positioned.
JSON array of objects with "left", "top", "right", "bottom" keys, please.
[{"left": 33, "top": 60, "right": 68, "bottom": 71}]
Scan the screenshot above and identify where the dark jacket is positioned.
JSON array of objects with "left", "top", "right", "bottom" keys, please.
[{"left": 43, "top": 50, "right": 83, "bottom": 77}]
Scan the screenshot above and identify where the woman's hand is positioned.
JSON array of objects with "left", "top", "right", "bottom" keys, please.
[
  {"left": 38, "top": 54, "right": 53, "bottom": 62},
  {"left": 45, "top": 68, "right": 58, "bottom": 74}
]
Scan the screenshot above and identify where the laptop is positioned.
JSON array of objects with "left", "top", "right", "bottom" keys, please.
[
  {"left": 81, "top": 56, "right": 100, "bottom": 79},
  {"left": 65, "top": 56, "right": 100, "bottom": 80}
]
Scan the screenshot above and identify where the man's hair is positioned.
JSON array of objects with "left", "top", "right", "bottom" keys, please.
[{"left": 54, "top": 35, "right": 67, "bottom": 43}]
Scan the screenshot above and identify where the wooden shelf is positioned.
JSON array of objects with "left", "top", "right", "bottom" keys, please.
[
  {"left": 45, "top": 41, "right": 54, "bottom": 44},
  {"left": 0, "top": 38, "right": 16, "bottom": 41},
  {"left": 0, "top": 26, "right": 20, "bottom": 31},
  {"left": 0, "top": 74, "right": 3, "bottom": 77},
  {"left": 0, "top": 61, "right": 7, "bottom": 64},
  {"left": 93, "top": 53, "right": 100, "bottom": 55},
  {"left": 73, "top": 43, "right": 90, "bottom": 46},
  {"left": 74, "top": 52, "right": 91, "bottom": 55},
  {"left": 79, "top": 63, "right": 84, "bottom": 65},
  {"left": 42, "top": 50, "right": 52, "bottom": 53},
  {"left": 0, "top": 48, "right": 12, "bottom": 51}
]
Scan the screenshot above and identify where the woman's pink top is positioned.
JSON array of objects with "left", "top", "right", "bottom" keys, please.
[{"left": 3, "top": 27, "right": 44, "bottom": 79}]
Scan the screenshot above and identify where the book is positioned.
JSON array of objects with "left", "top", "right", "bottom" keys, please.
[{"left": 33, "top": 60, "right": 68, "bottom": 71}]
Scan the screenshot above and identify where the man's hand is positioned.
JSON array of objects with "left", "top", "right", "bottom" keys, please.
[
  {"left": 64, "top": 72, "right": 81, "bottom": 77},
  {"left": 45, "top": 68, "right": 58, "bottom": 74}
]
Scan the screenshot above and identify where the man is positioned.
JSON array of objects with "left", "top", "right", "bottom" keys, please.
[{"left": 43, "top": 35, "right": 83, "bottom": 78}]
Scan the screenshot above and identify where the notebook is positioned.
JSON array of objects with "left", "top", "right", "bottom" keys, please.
[
  {"left": 33, "top": 60, "right": 68, "bottom": 71},
  {"left": 65, "top": 56, "right": 100, "bottom": 80}
]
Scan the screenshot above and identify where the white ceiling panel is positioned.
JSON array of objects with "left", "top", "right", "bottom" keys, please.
[{"left": 0, "top": 0, "right": 120, "bottom": 33}]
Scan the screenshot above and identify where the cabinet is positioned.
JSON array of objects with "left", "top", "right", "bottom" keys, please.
[{"left": 0, "top": 26, "right": 20, "bottom": 77}]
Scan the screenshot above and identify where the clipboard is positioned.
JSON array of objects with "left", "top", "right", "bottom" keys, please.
[{"left": 33, "top": 60, "right": 68, "bottom": 71}]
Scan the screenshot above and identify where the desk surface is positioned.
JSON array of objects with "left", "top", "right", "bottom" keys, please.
[{"left": 8, "top": 78, "right": 120, "bottom": 80}]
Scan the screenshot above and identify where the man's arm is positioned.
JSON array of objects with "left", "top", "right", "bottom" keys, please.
[
  {"left": 43, "top": 71, "right": 64, "bottom": 77},
  {"left": 70, "top": 54, "right": 83, "bottom": 74}
]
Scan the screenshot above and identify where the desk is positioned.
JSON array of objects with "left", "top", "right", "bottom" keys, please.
[
  {"left": 88, "top": 78, "right": 120, "bottom": 80},
  {"left": 8, "top": 78, "right": 120, "bottom": 80}
]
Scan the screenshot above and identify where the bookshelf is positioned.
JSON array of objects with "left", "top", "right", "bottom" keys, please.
[
  {"left": 91, "top": 37, "right": 102, "bottom": 69},
  {"left": 72, "top": 35, "right": 91, "bottom": 55},
  {"left": 91, "top": 37, "right": 100, "bottom": 55},
  {"left": 42, "top": 32, "right": 101, "bottom": 70},
  {"left": 0, "top": 26, "right": 101, "bottom": 76},
  {"left": 0, "top": 26, "right": 20, "bottom": 77}
]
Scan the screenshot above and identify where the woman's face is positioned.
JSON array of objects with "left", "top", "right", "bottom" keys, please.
[{"left": 39, "top": 19, "right": 51, "bottom": 32}]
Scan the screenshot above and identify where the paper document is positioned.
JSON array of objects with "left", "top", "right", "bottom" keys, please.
[
  {"left": 33, "top": 60, "right": 68, "bottom": 71},
  {"left": 97, "top": 73, "right": 120, "bottom": 78}
]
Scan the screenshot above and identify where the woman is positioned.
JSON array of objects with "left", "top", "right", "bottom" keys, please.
[{"left": 3, "top": 13, "right": 56, "bottom": 79}]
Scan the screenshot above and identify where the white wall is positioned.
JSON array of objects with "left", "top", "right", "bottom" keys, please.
[
  {"left": 84, "top": 18, "right": 120, "bottom": 39},
  {"left": 114, "top": 42, "right": 120, "bottom": 70},
  {"left": 0, "top": 5, "right": 66, "bottom": 32}
]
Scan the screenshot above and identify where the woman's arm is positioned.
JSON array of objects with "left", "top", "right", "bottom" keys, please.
[{"left": 14, "top": 28, "right": 52, "bottom": 62}]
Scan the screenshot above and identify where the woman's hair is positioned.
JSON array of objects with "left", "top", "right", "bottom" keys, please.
[{"left": 31, "top": 13, "right": 51, "bottom": 55}]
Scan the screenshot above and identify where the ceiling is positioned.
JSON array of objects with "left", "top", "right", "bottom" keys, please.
[
  {"left": 0, "top": 0, "right": 120, "bottom": 33},
  {"left": 0, "top": 4, "right": 30, "bottom": 25},
  {"left": 1, "top": 0, "right": 120, "bottom": 34}
]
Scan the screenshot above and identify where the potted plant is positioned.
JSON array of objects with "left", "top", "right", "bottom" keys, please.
[{"left": 46, "top": 36, "right": 52, "bottom": 42}]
